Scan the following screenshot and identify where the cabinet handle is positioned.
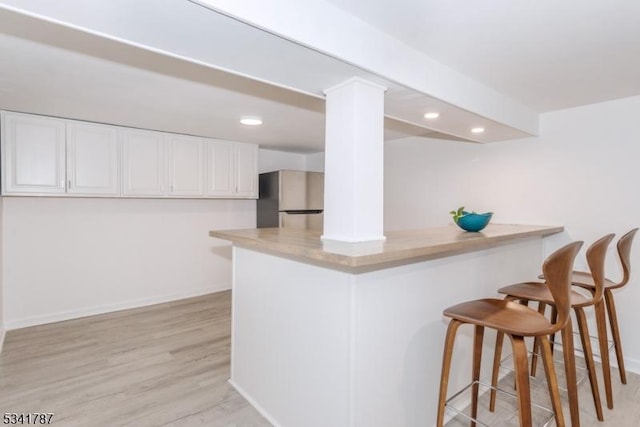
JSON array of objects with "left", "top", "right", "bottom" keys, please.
[{"left": 68, "top": 179, "right": 71, "bottom": 189}]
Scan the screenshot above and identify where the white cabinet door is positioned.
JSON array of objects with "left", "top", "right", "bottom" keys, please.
[
  {"left": 234, "top": 142, "right": 258, "bottom": 198},
  {"left": 205, "top": 140, "right": 258, "bottom": 198},
  {"left": 122, "top": 129, "right": 165, "bottom": 196},
  {"left": 2, "top": 111, "right": 66, "bottom": 194},
  {"left": 167, "top": 134, "right": 204, "bottom": 197},
  {"left": 205, "top": 140, "right": 234, "bottom": 197},
  {"left": 66, "top": 121, "right": 119, "bottom": 196}
]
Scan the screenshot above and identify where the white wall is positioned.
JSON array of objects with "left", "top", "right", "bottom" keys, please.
[
  {"left": 0, "top": 197, "right": 4, "bottom": 351},
  {"left": 384, "top": 95, "right": 640, "bottom": 373},
  {"left": 305, "top": 152, "right": 325, "bottom": 172},
  {"left": 258, "top": 149, "right": 307, "bottom": 173},
  {"left": 259, "top": 148, "right": 324, "bottom": 173},
  {"left": 2, "top": 197, "right": 255, "bottom": 329},
  {"left": 0, "top": 148, "right": 319, "bottom": 331}
]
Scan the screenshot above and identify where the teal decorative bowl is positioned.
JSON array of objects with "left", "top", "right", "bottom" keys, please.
[{"left": 456, "top": 211, "right": 493, "bottom": 232}]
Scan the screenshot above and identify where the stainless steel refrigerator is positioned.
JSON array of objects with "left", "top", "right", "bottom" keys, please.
[{"left": 257, "top": 170, "right": 324, "bottom": 231}]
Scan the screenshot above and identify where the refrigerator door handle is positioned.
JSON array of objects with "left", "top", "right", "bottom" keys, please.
[{"left": 281, "top": 210, "right": 323, "bottom": 215}]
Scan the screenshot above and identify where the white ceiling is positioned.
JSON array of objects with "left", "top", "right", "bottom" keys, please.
[
  {"left": 0, "top": 1, "right": 495, "bottom": 152},
  {"left": 1, "top": 0, "right": 638, "bottom": 153},
  {"left": 0, "top": 10, "right": 325, "bottom": 152},
  {"left": 324, "top": 0, "right": 640, "bottom": 112}
]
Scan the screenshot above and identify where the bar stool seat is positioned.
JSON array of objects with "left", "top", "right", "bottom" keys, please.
[
  {"left": 492, "top": 282, "right": 592, "bottom": 307},
  {"left": 437, "top": 241, "right": 583, "bottom": 427},
  {"left": 569, "top": 271, "right": 617, "bottom": 289},
  {"left": 444, "top": 299, "right": 559, "bottom": 336}
]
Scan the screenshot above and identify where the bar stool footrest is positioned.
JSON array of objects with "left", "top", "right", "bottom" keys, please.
[{"left": 444, "top": 380, "right": 555, "bottom": 427}]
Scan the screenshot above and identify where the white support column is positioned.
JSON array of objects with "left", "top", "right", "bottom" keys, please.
[{"left": 322, "top": 77, "right": 386, "bottom": 243}]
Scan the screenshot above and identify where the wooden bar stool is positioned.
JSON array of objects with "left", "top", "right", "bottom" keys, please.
[
  {"left": 571, "top": 228, "right": 638, "bottom": 386},
  {"left": 491, "top": 234, "right": 614, "bottom": 424},
  {"left": 436, "top": 241, "right": 582, "bottom": 427}
]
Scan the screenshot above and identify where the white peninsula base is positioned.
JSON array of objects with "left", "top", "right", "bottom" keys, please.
[{"left": 225, "top": 231, "right": 552, "bottom": 427}]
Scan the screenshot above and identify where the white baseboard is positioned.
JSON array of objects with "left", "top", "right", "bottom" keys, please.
[
  {"left": 228, "top": 379, "right": 283, "bottom": 427},
  {"left": 588, "top": 348, "right": 640, "bottom": 376},
  {"left": 5, "top": 285, "right": 230, "bottom": 330},
  {"left": 622, "top": 355, "right": 640, "bottom": 376}
]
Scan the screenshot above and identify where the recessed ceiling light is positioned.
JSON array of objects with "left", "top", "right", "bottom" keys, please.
[
  {"left": 240, "top": 117, "right": 262, "bottom": 126},
  {"left": 471, "top": 127, "right": 485, "bottom": 134},
  {"left": 424, "top": 112, "right": 440, "bottom": 119}
]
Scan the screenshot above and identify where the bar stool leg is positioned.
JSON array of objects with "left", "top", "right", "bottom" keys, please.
[
  {"left": 437, "top": 319, "right": 463, "bottom": 427},
  {"left": 574, "top": 307, "right": 604, "bottom": 421},
  {"left": 509, "top": 335, "right": 532, "bottom": 427},
  {"left": 605, "top": 289, "right": 627, "bottom": 384},
  {"left": 560, "top": 321, "right": 580, "bottom": 427},
  {"left": 489, "top": 331, "right": 505, "bottom": 412},
  {"left": 471, "top": 326, "right": 485, "bottom": 427},
  {"left": 595, "top": 299, "right": 614, "bottom": 409},
  {"left": 539, "top": 336, "right": 565, "bottom": 427},
  {"left": 549, "top": 306, "right": 558, "bottom": 354},
  {"left": 530, "top": 302, "right": 548, "bottom": 377}
]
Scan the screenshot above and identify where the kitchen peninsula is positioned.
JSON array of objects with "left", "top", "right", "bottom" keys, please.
[{"left": 210, "top": 224, "right": 563, "bottom": 427}]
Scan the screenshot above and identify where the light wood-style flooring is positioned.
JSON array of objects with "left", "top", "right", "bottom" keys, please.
[
  {"left": 0, "top": 291, "right": 271, "bottom": 427},
  {"left": 1, "top": 291, "right": 639, "bottom": 426}
]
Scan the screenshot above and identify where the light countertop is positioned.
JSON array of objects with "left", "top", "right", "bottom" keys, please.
[{"left": 210, "top": 224, "right": 563, "bottom": 273}]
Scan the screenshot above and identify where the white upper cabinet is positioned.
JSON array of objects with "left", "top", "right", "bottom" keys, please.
[
  {"left": 122, "top": 128, "right": 165, "bottom": 196},
  {"left": 167, "top": 134, "right": 204, "bottom": 197},
  {"left": 1, "top": 111, "right": 66, "bottom": 194},
  {"left": 123, "top": 132, "right": 206, "bottom": 197},
  {"left": 120, "top": 131, "right": 258, "bottom": 198},
  {"left": 205, "top": 140, "right": 258, "bottom": 199},
  {"left": 66, "top": 121, "right": 119, "bottom": 196},
  {"left": 205, "top": 140, "right": 234, "bottom": 197},
  {"left": 1, "top": 111, "right": 258, "bottom": 199},
  {"left": 234, "top": 142, "right": 258, "bottom": 198}
]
